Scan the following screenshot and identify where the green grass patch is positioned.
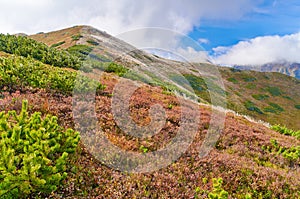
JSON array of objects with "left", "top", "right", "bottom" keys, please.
[{"left": 295, "top": 104, "right": 300, "bottom": 110}]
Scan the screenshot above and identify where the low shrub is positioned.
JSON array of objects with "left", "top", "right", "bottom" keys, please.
[
  {"left": 230, "top": 68, "right": 241, "bottom": 72},
  {"left": 266, "top": 86, "right": 282, "bottom": 96},
  {"left": 50, "top": 41, "right": 65, "bottom": 48},
  {"left": 0, "top": 34, "right": 81, "bottom": 69},
  {"left": 227, "top": 77, "right": 238, "bottom": 84},
  {"left": 208, "top": 178, "right": 229, "bottom": 199},
  {"left": 264, "top": 103, "right": 284, "bottom": 114},
  {"left": 244, "top": 101, "right": 263, "bottom": 114},
  {"left": 0, "top": 100, "right": 80, "bottom": 198},
  {"left": 0, "top": 56, "right": 104, "bottom": 94},
  {"left": 104, "top": 63, "right": 129, "bottom": 77},
  {"left": 245, "top": 83, "right": 256, "bottom": 89},
  {"left": 271, "top": 124, "right": 300, "bottom": 139},
  {"left": 71, "top": 34, "right": 83, "bottom": 41},
  {"left": 86, "top": 39, "right": 99, "bottom": 46},
  {"left": 263, "top": 139, "right": 300, "bottom": 165},
  {"left": 252, "top": 94, "right": 269, "bottom": 101},
  {"left": 196, "top": 178, "right": 229, "bottom": 199},
  {"left": 242, "top": 77, "right": 256, "bottom": 82},
  {"left": 67, "top": 45, "right": 93, "bottom": 61}
]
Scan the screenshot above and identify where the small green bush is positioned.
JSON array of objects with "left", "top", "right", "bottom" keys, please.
[
  {"left": 242, "top": 77, "right": 256, "bottom": 82},
  {"left": 104, "top": 63, "right": 129, "bottom": 77},
  {"left": 227, "top": 77, "right": 238, "bottom": 84},
  {"left": 67, "top": 45, "right": 93, "bottom": 61},
  {"left": 283, "top": 96, "right": 292, "bottom": 100},
  {"left": 266, "top": 86, "right": 282, "bottom": 96},
  {"left": 244, "top": 101, "right": 263, "bottom": 114},
  {"left": 71, "top": 34, "right": 83, "bottom": 41},
  {"left": 208, "top": 178, "right": 229, "bottom": 199},
  {"left": 195, "top": 177, "right": 229, "bottom": 199},
  {"left": 263, "top": 107, "right": 277, "bottom": 113},
  {"left": 50, "top": 41, "right": 65, "bottom": 48},
  {"left": 230, "top": 68, "right": 241, "bottom": 72},
  {"left": 295, "top": 104, "right": 300, "bottom": 110},
  {"left": 271, "top": 124, "right": 300, "bottom": 139},
  {"left": 86, "top": 39, "right": 99, "bottom": 46},
  {"left": 264, "top": 103, "right": 284, "bottom": 114},
  {"left": 252, "top": 94, "right": 269, "bottom": 101},
  {"left": 265, "top": 139, "right": 300, "bottom": 163},
  {"left": 245, "top": 83, "right": 256, "bottom": 89},
  {"left": 0, "top": 100, "right": 80, "bottom": 198}
]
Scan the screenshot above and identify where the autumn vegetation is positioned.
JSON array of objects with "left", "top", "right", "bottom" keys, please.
[{"left": 0, "top": 28, "right": 299, "bottom": 198}]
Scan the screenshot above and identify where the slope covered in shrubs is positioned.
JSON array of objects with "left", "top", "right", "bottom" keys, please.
[
  {"left": 0, "top": 34, "right": 81, "bottom": 69},
  {"left": 0, "top": 26, "right": 299, "bottom": 198},
  {"left": 0, "top": 55, "right": 104, "bottom": 94},
  {"left": 0, "top": 100, "right": 80, "bottom": 198}
]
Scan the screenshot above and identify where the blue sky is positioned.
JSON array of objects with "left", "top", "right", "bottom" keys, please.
[
  {"left": 189, "top": 0, "right": 300, "bottom": 53},
  {"left": 0, "top": 0, "right": 300, "bottom": 65}
]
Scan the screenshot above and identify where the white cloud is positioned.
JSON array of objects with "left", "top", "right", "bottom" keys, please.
[
  {"left": 198, "top": 38, "right": 209, "bottom": 44},
  {"left": 176, "top": 47, "right": 209, "bottom": 62},
  {"left": 213, "top": 33, "right": 300, "bottom": 66},
  {"left": 0, "top": 0, "right": 260, "bottom": 35},
  {"left": 0, "top": 0, "right": 261, "bottom": 62}
]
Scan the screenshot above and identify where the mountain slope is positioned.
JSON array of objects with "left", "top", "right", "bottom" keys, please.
[
  {"left": 29, "top": 26, "right": 300, "bottom": 130},
  {"left": 0, "top": 26, "right": 299, "bottom": 198}
]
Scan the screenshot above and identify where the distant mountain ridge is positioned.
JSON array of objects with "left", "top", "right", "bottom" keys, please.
[{"left": 234, "top": 62, "right": 300, "bottom": 79}]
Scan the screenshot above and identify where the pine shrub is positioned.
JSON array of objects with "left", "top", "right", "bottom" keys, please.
[{"left": 0, "top": 100, "right": 80, "bottom": 198}]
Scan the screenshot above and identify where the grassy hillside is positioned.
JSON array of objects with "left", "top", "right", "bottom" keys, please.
[
  {"left": 221, "top": 67, "right": 300, "bottom": 130},
  {"left": 29, "top": 26, "right": 300, "bottom": 130},
  {"left": 29, "top": 26, "right": 84, "bottom": 49},
  {"left": 0, "top": 27, "right": 299, "bottom": 198}
]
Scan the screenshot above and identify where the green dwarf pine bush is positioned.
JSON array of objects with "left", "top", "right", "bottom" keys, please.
[
  {"left": 0, "top": 100, "right": 80, "bottom": 198},
  {"left": 208, "top": 178, "right": 229, "bottom": 199},
  {"left": 0, "top": 33, "right": 81, "bottom": 69},
  {"left": 270, "top": 124, "right": 300, "bottom": 139}
]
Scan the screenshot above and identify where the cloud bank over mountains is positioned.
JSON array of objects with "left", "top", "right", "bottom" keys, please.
[{"left": 213, "top": 32, "right": 300, "bottom": 66}]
